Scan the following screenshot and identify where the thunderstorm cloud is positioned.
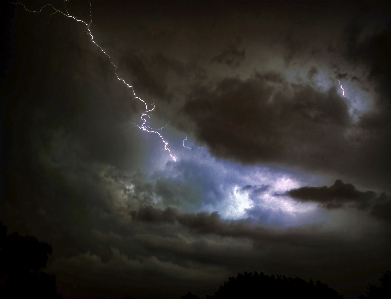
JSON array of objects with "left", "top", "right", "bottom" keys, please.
[{"left": 1, "top": 1, "right": 391, "bottom": 299}]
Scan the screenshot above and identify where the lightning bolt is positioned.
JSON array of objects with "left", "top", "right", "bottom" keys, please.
[
  {"left": 182, "top": 136, "right": 202, "bottom": 150},
  {"left": 182, "top": 136, "right": 192, "bottom": 150},
  {"left": 338, "top": 80, "right": 345, "bottom": 97},
  {"left": 12, "top": 1, "right": 177, "bottom": 162}
]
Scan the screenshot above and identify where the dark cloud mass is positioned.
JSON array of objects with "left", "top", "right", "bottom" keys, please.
[
  {"left": 288, "top": 180, "right": 391, "bottom": 223},
  {"left": 211, "top": 38, "right": 245, "bottom": 67},
  {"left": 287, "top": 180, "right": 376, "bottom": 209},
  {"left": 1, "top": 1, "right": 391, "bottom": 299},
  {"left": 184, "top": 73, "right": 351, "bottom": 169},
  {"left": 371, "top": 193, "right": 391, "bottom": 223}
]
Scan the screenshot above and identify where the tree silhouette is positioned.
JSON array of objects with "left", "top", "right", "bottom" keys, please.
[
  {"left": 359, "top": 271, "right": 391, "bottom": 299},
  {"left": 0, "top": 221, "right": 62, "bottom": 299},
  {"left": 202, "top": 272, "right": 343, "bottom": 299}
]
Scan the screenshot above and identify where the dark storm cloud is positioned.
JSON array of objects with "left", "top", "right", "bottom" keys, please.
[
  {"left": 348, "top": 23, "right": 391, "bottom": 117},
  {"left": 118, "top": 51, "right": 187, "bottom": 103},
  {"left": 0, "top": 2, "right": 151, "bottom": 264},
  {"left": 287, "top": 180, "right": 391, "bottom": 224},
  {"left": 345, "top": 21, "right": 391, "bottom": 98},
  {"left": 340, "top": 16, "right": 391, "bottom": 187},
  {"left": 184, "top": 72, "right": 351, "bottom": 168},
  {"left": 283, "top": 34, "right": 300, "bottom": 66},
  {"left": 211, "top": 38, "right": 245, "bottom": 67},
  {"left": 131, "top": 196, "right": 391, "bottom": 246},
  {"left": 3, "top": 1, "right": 391, "bottom": 298},
  {"left": 129, "top": 204, "right": 391, "bottom": 290},
  {"left": 133, "top": 205, "right": 344, "bottom": 247},
  {"left": 369, "top": 193, "right": 391, "bottom": 223},
  {"left": 336, "top": 73, "right": 348, "bottom": 80},
  {"left": 135, "top": 205, "right": 178, "bottom": 223},
  {"left": 307, "top": 67, "right": 318, "bottom": 80},
  {"left": 345, "top": 19, "right": 391, "bottom": 94},
  {"left": 134, "top": 206, "right": 269, "bottom": 241},
  {"left": 287, "top": 180, "right": 375, "bottom": 209},
  {"left": 182, "top": 45, "right": 391, "bottom": 190}
]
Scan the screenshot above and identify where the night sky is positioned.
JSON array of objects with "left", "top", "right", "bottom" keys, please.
[{"left": 1, "top": 1, "right": 391, "bottom": 298}]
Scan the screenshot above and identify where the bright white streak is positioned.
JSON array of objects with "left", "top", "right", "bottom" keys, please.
[
  {"left": 338, "top": 80, "right": 345, "bottom": 97},
  {"left": 13, "top": 1, "right": 177, "bottom": 162},
  {"left": 182, "top": 136, "right": 202, "bottom": 150},
  {"left": 182, "top": 136, "right": 192, "bottom": 149}
]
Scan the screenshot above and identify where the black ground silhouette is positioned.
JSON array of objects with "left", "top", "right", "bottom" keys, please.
[
  {"left": 359, "top": 271, "right": 391, "bottom": 299},
  {"left": 0, "top": 221, "right": 62, "bottom": 299},
  {"left": 183, "top": 271, "right": 343, "bottom": 299}
]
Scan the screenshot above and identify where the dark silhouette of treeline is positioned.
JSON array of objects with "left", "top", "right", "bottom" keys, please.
[
  {"left": 0, "top": 221, "right": 63, "bottom": 299},
  {"left": 182, "top": 272, "right": 343, "bottom": 299},
  {"left": 182, "top": 270, "right": 391, "bottom": 299},
  {"left": 359, "top": 270, "right": 391, "bottom": 299}
]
